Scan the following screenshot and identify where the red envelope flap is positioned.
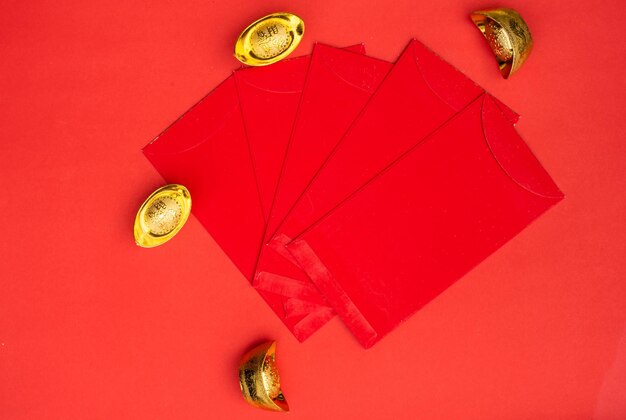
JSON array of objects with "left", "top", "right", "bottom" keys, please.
[
  {"left": 408, "top": 39, "right": 483, "bottom": 111},
  {"left": 234, "top": 55, "right": 310, "bottom": 94},
  {"left": 492, "top": 96, "right": 519, "bottom": 125},
  {"left": 254, "top": 271, "right": 327, "bottom": 306},
  {"left": 286, "top": 94, "right": 563, "bottom": 348},
  {"left": 253, "top": 231, "right": 335, "bottom": 341},
  {"left": 235, "top": 45, "right": 367, "bottom": 93},
  {"left": 315, "top": 43, "right": 391, "bottom": 93},
  {"left": 144, "top": 77, "right": 240, "bottom": 154},
  {"left": 409, "top": 39, "right": 519, "bottom": 124},
  {"left": 143, "top": 76, "right": 264, "bottom": 280},
  {"left": 289, "top": 305, "right": 335, "bottom": 340},
  {"left": 482, "top": 95, "right": 563, "bottom": 199},
  {"left": 346, "top": 43, "right": 366, "bottom": 55},
  {"left": 287, "top": 238, "right": 379, "bottom": 347},
  {"left": 283, "top": 298, "right": 329, "bottom": 319}
]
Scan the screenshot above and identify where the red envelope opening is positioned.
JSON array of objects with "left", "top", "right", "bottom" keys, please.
[{"left": 286, "top": 94, "right": 563, "bottom": 348}]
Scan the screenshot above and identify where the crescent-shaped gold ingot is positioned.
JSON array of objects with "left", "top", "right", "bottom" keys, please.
[
  {"left": 133, "top": 184, "right": 191, "bottom": 248},
  {"left": 234, "top": 13, "right": 304, "bottom": 66},
  {"left": 238, "top": 341, "right": 289, "bottom": 412},
  {"left": 470, "top": 8, "right": 533, "bottom": 78}
]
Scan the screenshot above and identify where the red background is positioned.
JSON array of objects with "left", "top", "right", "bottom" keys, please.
[{"left": 1, "top": 0, "right": 625, "bottom": 419}]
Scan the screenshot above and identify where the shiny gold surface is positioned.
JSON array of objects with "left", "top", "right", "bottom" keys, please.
[
  {"left": 238, "top": 341, "right": 289, "bottom": 412},
  {"left": 471, "top": 8, "right": 533, "bottom": 78},
  {"left": 133, "top": 184, "right": 191, "bottom": 248},
  {"left": 234, "top": 13, "right": 304, "bottom": 66}
]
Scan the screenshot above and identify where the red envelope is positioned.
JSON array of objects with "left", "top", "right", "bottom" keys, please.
[
  {"left": 254, "top": 45, "right": 393, "bottom": 341},
  {"left": 235, "top": 44, "right": 366, "bottom": 220},
  {"left": 274, "top": 39, "right": 519, "bottom": 240},
  {"left": 143, "top": 76, "right": 264, "bottom": 280},
  {"left": 285, "top": 94, "right": 563, "bottom": 348}
]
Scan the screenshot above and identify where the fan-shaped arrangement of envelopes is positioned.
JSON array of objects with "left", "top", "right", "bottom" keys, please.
[{"left": 143, "top": 39, "right": 563, "bottom": 348}]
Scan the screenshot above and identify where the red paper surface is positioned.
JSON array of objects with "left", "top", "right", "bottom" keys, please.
[
  {"left": 3, "top": 1, "right": 626, "bottom": 418},
  {"left": 287, "top": 94, "right": 563, "bottom": 347}
]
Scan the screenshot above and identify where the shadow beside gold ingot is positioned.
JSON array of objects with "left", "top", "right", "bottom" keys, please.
[
  {"left": 471, "top": 8, "right": 533, "bottom": 78},
  {"left": 239, "top": 341, "right": 289, "bottom": 412}
]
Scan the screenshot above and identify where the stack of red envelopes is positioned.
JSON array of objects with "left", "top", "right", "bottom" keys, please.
[{"left": 144, "top": 39, "right": 563, "bottom": 348}]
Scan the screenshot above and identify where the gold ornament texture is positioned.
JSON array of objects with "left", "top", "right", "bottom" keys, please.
[
  {"left": 238, "top": 341, "right": 289, "bottom": 412},
  {"left": 471, "top": 8, "right": 533, "bottom": 78},
  {"left": 234, "top": 13, "right": 305, "bottom": 66}
]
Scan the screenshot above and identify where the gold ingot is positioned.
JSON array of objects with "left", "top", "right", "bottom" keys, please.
[
  {"left": 238, "top": 341, "right": 289, "bottom": 412},
  {"left": 470, "top": 8, "right": 533, "bottom": 78},
  {"left": 234, "top": 13, "right": 304, "bottom": 66},
  {"left": 134, "top": 184, "right": 191, "bottom": 248}
]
